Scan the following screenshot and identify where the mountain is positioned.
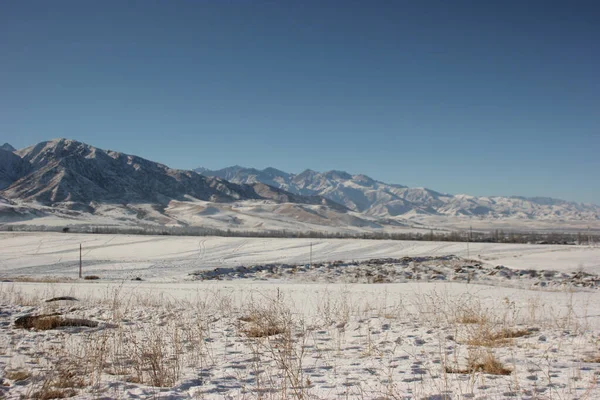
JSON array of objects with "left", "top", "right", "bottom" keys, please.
[
  {"left": 1, "top": 143, "right": 16, "bottom": 152},
  {"left": 0, "top": 139, "right": 371, "bottom": 230},
  {"left": 0, "top": 148, "right": 30, "bottom": 190},
  {"left": 3, "top": 139, "right": 346, "bottom": 208},
  {"left": 197, "top": 166, "right": 600, "bottom": 221},
  {"left": 196, "top": 165, "right": 293, "bottom": 190},
  {"left": 5, "top": 139, "right": 257, "bottom": 206},
  {"left": 1, "top": 139, "right": 597, "bottom": 233}
]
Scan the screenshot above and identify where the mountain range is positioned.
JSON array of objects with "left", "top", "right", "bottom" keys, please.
[
  {"left": 0, "top": 138, "right": 598, "bottom": 233},
  {"left": 196, "top": 166, "right": 600, "bottom": 222},
  {"left": 0, "top": 139, "right": 369, "bottom": 230}
]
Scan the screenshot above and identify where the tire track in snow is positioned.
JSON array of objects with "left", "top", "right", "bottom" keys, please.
[
  {"left": 34, "top": 239, "right": 44, "bottom": 255},
  {"left": 199, "top": 239, "right": 206, "bottom": 261}
]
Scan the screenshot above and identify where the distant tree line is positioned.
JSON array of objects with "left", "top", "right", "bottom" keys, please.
[{"left": 0, "top": 223, "right": 598, "bottom": 246}]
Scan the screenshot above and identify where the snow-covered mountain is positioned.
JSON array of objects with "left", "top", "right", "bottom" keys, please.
[
  {"left": 0, "top": 148, "right": 30, "bottom": 190},
  {"left": 5, "top": 139, "right": 259, "bottom": 206},
  {"left": 197, "top": 166, "right": 600, "bottom": 221},
  {"left": 0, "top": 139, "right": 367, "bottom": 230},
  {"left": 1, "top": 143, "right": 16, "bottom": 152},
  {"left": 0, "top": 139, "right": 597, "bottom": 233}
]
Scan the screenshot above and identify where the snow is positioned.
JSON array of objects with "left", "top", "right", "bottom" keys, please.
[
  {"left": 1, "top": 233, "right": 599, "bottom": 398},
  {"left": 199, "top": 165, "right": 600, "bottom": 223},
  {"left": 1, "top": 232, "right": 599, "bottom": 281}
]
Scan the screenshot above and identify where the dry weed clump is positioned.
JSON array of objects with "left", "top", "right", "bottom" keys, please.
[
  {"left": 86, "top": 316, "right": 185, "bottom": 388},
  {"left": 238, "top": 290, "right": 310, "bottom": 399},
  {"left": 465, "top": 326, "right": 533, "bottom": 347},
  {"left": 315, "top": 288, "right": 352, "bottom": 326},
  {"left": 31, "top": 387, "right": 77, "bottom": 400},
  {"left": 5, "top": 369, "right": 31, "bottom": 382},
  {"left": 456, "top": 308, "right": 487, "bottom": 324},
  {"left": 449, "top": 296, "right": 536, "bottom": 347},
  {"left": 490, "top": 327, "right": 531, "bottom": 340},
  {"left": 583, "top": 354, "right": 600, "bottom": 363},
  {"left": 446, "top": 350, "right": 512, "bottom": 376},
  {"left": 243, "top": 323, "right": 286, "bottom": 338},
  {"left": 14, "top": 315, "right": 98, "bottom": 330},
  {"left": 240, "top": 312, "right": 287, "bottom": 338},
  {"left": 411, "top": 290, "right": 495, "bottom": 326},
  {"left": 16, "top": 315, "right": 63, "bottom": 330},
  {"left": 30, "top": 364, "right": 86, "bottom": 399},
  {"left": 239, "top": 291, "right": 292, "bottom": 339}
]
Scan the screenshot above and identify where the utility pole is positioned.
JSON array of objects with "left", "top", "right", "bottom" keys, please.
[
  {"left": 79, "top": 244, "right": 82, "bottom": 278},
  {"left": 309, "top": 242, "right": 312, "bottom": 267}
]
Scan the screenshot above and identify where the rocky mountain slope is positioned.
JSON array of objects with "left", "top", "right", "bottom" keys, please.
[
  {"left": 197, "top": 166, "right": 600, "bottom": 221},
  {"left": 1, "top": 143, "right": 16, "bottom": 152},
  {"left": 0, "top": 139, "right": 364, "bottom": 229},
  {"left": 0, "top": 148, "right": 31, "bottom": 190}
]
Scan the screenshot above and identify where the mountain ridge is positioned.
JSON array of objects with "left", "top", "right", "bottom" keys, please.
[
  {"left": 0, "top": 139, "right": 351, "bottom": 227},
  {"left": 196, "top": 165, "right": 600, "bottom": 221},
  {"left": 0, "top": 139, "right": 597, "bottom": 232},
  {"left": 1, "top": 143, "right": 16, "bottom": 152}
]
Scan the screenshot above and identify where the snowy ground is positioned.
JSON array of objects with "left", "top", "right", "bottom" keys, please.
[
  {"left": 1, "top": 232, "right": 599, "bottom": 281},
  {"left": 0, "top": 233, "right": 599, "bottom": 399}
]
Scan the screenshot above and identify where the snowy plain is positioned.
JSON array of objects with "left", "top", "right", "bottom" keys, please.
[
  {"left": 0, "top": 232, "right": 599, "bottom": 399},
  {"left": 1, "top": 232, "right": 599, "bottom": 281}
]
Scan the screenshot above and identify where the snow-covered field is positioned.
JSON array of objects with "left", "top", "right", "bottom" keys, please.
[
  {"left": 0, "top": 232, "right": 599, "bottom": 399},
  {"left": 1, "top": 232, "right": 599, "bottom": 281}
]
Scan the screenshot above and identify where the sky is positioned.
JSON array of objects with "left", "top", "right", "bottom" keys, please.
[{"left": 1, "top": 0, "right": 599, "bottom": 204}]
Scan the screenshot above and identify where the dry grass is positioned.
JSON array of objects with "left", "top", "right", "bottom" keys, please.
[
  {"left": 16, "top": 315, "right": 63, "bottom": 330},
  {"left": 91, "top": 318, "right": 184, "bottom": 387},
  {"left": 446, "top": 350, "right": 512, "bottom": 376},
  {"left": 5, "top": 369, "right": 31, "bottom": 381},
  {"left": 29, "top": 360, "right": 87, "bottom": 399},
  {"left": 453, "top": 297, "right": 535, "bottom": 347},
  {"left": 490, "top": 328, "right": 531, "bottom": 340},
  {"left": 238, "top": 291, "right": 310, "bottom": 398},
  {"left": 2, "top": 282, "right": 597, "bottom": 399},
  {"left": 456, "top": 308, "right": 487, "bottom": 324},
  {"left": 15, "top": 315, "right": 98, "bottom": 330},
  {"left": 32, "top": 387, "right": 77, "bottom": 400},
  {"left": 243, "top": 324, "right": 286, "bottom": 338},
  {"left": 239, "top": 291, "right": 292, "bottom": 339},
  {"left": 53, "top": 365, "right": 86, "bottom": 389},
  {"left": 583, "top": 355, "right": 600, "bottom": 363},
  {"left": 3, "top": 277, "right": 72, "bottom": 283},
  {"left": 466, "top": 327, "right": 533, "bottom": 347},
  {"left": 240, "top": 311, "right": 287, "bottom": 337},
  {"left": 238, "top": 315, "right": 256, "bottom": 322}
]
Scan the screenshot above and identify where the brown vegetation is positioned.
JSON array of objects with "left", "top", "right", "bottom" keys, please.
[
  {"left": 446, "top": 351, "right": 512, "bottom": 376},
  {"left": 15, "top": 315, "right": 98, "bottom": 330},
  {"left": 5, "top": 369, "right": 31, "bottom": 382}
]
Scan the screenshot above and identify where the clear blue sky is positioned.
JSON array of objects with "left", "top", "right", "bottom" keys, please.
[{"left": 1, "top": 1, "right": 599, "bottom": 204}]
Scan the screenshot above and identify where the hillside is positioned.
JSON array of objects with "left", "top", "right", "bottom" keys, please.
[{"left": 197, "top": 166, "right": 600, "bottom": 222}]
